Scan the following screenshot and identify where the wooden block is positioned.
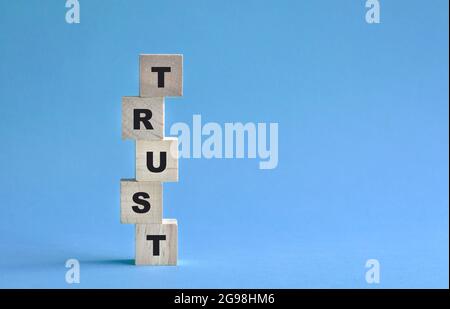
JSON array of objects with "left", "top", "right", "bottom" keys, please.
[
  {"left": 135, "top": 219, "right": 178, "bottom": 265},
  {"left": 136, "top": 138, "right": 178, "bottom": 182},
  {"left": 140, "top": 54, "right": 183, "bottom": 97},
  {"left": 120, "top": 179, "right": 162, "bottom": 224},
  {"left": 122, "top": 97, "right": 164, "bottom": 140}
]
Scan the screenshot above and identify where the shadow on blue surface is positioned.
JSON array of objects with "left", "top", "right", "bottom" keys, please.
[{"left": 81, "top": 259, "right": 135, "bottom": 266}]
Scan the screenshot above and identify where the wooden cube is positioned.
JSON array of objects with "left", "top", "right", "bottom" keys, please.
[
  {"left": 135, "top": 219, "right": 178, "bottom": 265},
  {"left": 122, "top": 97, "right": 164, "bottom": 140},
  {"left": 136, "top": 138, "right": 178, "bottom": 182},
  {"left": 140, "top": 54, "right": 183, "bottom": 97},
  {"left": 120, "top": 179, "right": 162, "bottom": 224}
]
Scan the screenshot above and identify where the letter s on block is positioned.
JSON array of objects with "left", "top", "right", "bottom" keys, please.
[{"left": 132, "top": 192, "right": 151, "bottom": 213}]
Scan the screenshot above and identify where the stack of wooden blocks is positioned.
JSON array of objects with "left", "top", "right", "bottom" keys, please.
[{"left": 120, "top": 54, "right": 183, "bottom": 266}]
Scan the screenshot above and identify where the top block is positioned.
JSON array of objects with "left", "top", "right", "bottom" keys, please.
[{"left": 140, "top": 54, "right": 183, "bottom": 98}]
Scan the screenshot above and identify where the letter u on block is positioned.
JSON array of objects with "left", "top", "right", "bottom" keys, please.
[{"left": 136, "top": 138, "right": 178, "bottom": 182}]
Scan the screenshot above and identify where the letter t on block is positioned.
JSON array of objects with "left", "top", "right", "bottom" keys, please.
[
  {"left": 140, "top": 54, "right": 183, "bottom": 97},
  {"left": 135, "top": 219, "right": 178, "bottom": 265}
]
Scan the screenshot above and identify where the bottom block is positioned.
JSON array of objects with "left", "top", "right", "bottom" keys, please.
[{"left": 135, "top": 219, "right": 178, "bottom": 266}]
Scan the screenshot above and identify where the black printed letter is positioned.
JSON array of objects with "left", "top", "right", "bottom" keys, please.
[
  {"left": 146, "top": 152, "right": 167, "bottom": 173},
  {"left": 151, "top": 67, "right": 171, "bottom": 88},
  {"left": 146, "top": 235, "right": 166, "bottom": 255},
  {"left": 132, "top": 192, "right": 151, "bottom": 213},
  {"left": 133, "top": 109, "right": 153, "bottom": 130}
]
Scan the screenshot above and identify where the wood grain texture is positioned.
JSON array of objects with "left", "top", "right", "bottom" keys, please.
[
  {"left": 140, "top": 54, "right": 183, "bottom": 98},
  {"left": 120, "top": 179, "right": 162, "bottom": 224},
  {"left": 122, "top": 97, "right": 164, "bottom": 140},
  {"left": 136, "top": 138, "right": 178, "bottom": 182},
  {"left": 135, "top": 219, "right": 178, "bottom": 266}
]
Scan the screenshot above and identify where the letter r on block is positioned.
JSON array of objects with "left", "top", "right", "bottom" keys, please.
[{"left": 122, "top": 97, "right": 164, "bottom": 141}]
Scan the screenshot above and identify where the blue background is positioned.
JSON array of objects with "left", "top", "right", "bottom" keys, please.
[{"left": 0, "top": 0, "right": 448, "bottom": 288}]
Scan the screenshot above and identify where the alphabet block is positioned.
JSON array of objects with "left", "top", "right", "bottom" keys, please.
[
  {"left": 135, "top": 219, "right": 178, "bottom": 265},
  {"left": 122, "top": 97, "right": 164, "bottom": 140},
  {"left": 120, "top": 179, "right": 162, "bottom": 224},
  {"left": 140, "top": 54, "right": 183, "bottom": 98},
  {"left": 136, "top": 138, "right": 178, "bottom": 182}
]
